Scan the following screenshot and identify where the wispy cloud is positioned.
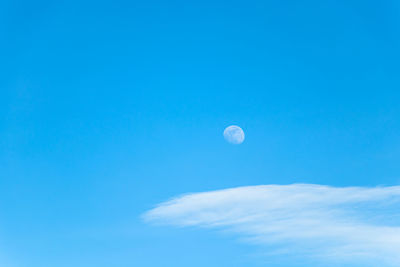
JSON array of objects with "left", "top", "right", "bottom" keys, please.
[{"left": 143, "top": 184, "right": 400, "bottom": 266}]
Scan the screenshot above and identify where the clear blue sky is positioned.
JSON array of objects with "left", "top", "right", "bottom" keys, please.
[{"left": 1, "top": 0, "right": 400, "bottom": 266}]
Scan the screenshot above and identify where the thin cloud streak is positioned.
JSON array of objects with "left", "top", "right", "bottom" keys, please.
[{"left": 143, "top": 184, "right": 400, "bottom": 266}]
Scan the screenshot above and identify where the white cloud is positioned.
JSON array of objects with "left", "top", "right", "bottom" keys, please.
[{"left": 143, "top": 184, "right": 400, "bottom": 266}]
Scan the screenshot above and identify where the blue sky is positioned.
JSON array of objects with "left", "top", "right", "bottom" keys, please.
[{"left": 1, "top": 0, "right": 400, "bottom": 266}]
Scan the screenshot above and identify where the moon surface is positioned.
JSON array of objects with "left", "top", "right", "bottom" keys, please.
[{"left": 223, "top": 125, "right": 245, "bottom": 144}]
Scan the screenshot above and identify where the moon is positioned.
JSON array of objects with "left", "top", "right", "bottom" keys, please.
[{"left": 223, "top": 125, "right": 245, "bottom": 144}]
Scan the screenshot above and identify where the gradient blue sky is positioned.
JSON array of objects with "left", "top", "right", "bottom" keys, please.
[{"left": 2, "top": 0, "right": 400, "bottom": 266}]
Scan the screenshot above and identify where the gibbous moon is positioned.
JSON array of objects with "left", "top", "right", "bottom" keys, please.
[{"left": 223, "top": 125, "right": 245, "bottom": 144}]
